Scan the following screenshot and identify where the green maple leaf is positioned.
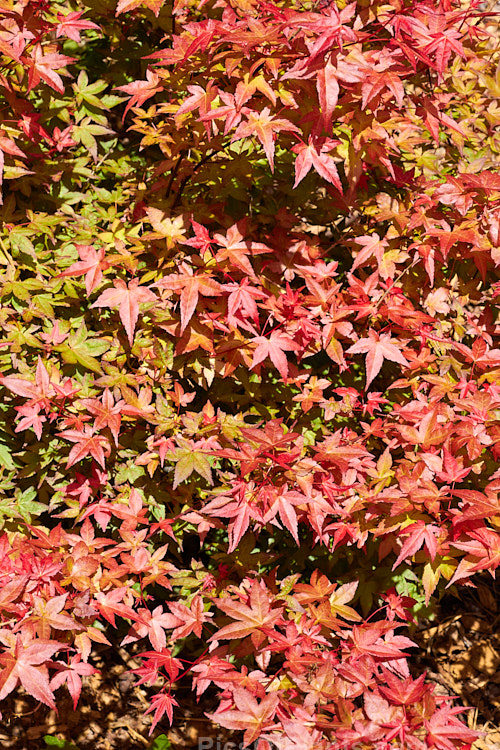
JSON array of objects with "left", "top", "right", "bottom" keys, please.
[{"left": 171, "top": 438, "right": 213, "bottom": 489}]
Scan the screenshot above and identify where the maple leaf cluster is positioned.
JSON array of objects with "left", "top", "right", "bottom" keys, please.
[{"left": 0, "top": 0, "right": 498, "bottom": 747}]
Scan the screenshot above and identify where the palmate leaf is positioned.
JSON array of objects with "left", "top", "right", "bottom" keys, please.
[
  {"left": 250, "top": 332, "right": 301, "bottom": 381},
  {"left": 147, "top": 736, "right": 172, "bottom": 750},
  {"left": 207, "top": 689, "right": 279, "bottom": 747},
  {"left": 169, "top": 438, "right": 214, "bottom": 489},
  {"left": 211, "top": 581, "right": 283, "bottom": 643},
  {"left": 292, "top": 139, "right": 343, "bottom": 191},
  {"left": 346, "top": 330, "right": 409, "bottom": 388},
  {"left": 91, "top": 279, "right": 157, "bottom": 345},
  {"left": 116, "top": 70, "right": 163, "bottom": 119},
  {"left": 49, "top": 655, "right": 96, "bottom": 710},
  {"left": 55, "top": 12, "right": 100, "bottom": 43},
  {"left": 58, "top": 245, "right": 108, "bottom": 294},
  {"left": 57, "top": 427, "right": 111, "bottom": 469},
  {"left": 0, "top": 636, "right": 62, "bottom": 708},
  {"left": 56, "top": 323, "right": 110, "bottom": 373},
  {"left": 144, "top": 692, "right": 179, "bottom": 734},
  {"left": 231, "top": 107, "right": 300, "bottom": 171},
  {"left": 43, "top": 736, "right": 81, "bottom": 749},
  {"left": 155, "top": 263, "right": 222, "bottom": 333},
  {"left": 24, "top": 47, "right": 75, "bottom": 95}
]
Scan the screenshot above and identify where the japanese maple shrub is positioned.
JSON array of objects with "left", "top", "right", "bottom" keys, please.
[{"left": 0, "top": 0, "right": 498, "bottom": 747}]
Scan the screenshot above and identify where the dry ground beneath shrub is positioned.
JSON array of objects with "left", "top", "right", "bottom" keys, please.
[
  {"left": 3, "top": 579, "right": 500, "bottom": 750},
  {"left": 412, "top": 576, "right": 500, "bottom": 750},
  {"left": 0, "top": 642, "right": 231, "bottom": 749}
]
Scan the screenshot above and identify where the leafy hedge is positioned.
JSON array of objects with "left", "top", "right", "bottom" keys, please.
[{"left": 0, "top": 0, "right": 499, "bottom": 747}]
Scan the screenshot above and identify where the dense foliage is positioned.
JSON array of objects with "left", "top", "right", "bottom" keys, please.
[{"left": 0, "top": 0, "right": 499, "bottom": 747}]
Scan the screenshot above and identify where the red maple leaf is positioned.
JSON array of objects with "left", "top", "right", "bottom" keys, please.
[
  {"left": 109, "top": 488, "right": 149, "bottom": 531},
  {"left": 202, "top": 486, "right": 264, "bottom": 552},
  {"left": 58, "top": 245, "right": 109, "bottom": 295},
  {"left": 346, "top": 330, "right": 409, "bottom": 388},
  {"left": 81, "top": 388, "right": 124, "bottom": 446},
  {"left": 0, "top": 134, "right": 25, "bottom": 161},
  {"left": 155, "top": 263, "right": 222, "bottom": 332},
  {"left": 210, "top": 581, "right": 283, "bottom": 645},
  {"left": 349, "top": 624, "right": 415, "bottom": 661},
  {"left": 58, "top": 426, "right": 111, "bottom": 468},
  {"left": 450, "top": 527, "right": 500, "bottom": 583},
  {"left": 361, "top": 69, "right": 405, "bottom": 109},
  {"left": 224, "top": 278, "right": 266, "bottom": 330},
  {"left": 351, "top": 233, "right": 389, "bottom": 272},
  {"left": 316, "top": 59, "right": 340, "bottom": 126},
  {"left": 182, "top": 220, "right": 214, "bottom": 254},
  {"left": 144, "top": 691, "right": 179, "bottom": 734},
  {"left": 294, "top": 569, "right": 338, "bottom": 603},
  {"left": 94, "top": 587, "right": 143, "bottom": 628},
  {"left": 200, "top": 90, "right": 242, "bottom": 135},
  {"left": 0, "top": 635, "right": 62, "bottom": 708},
  {"left": 175, "top": 82, "right": 218, "bottom": 129},
  {"left": 166, "top": 595, "right": 212, "bottom": 640},
  {"left": 136, "top": 649, "right": 182, "bottom": 682},
  {"left": 422, "top": 20, "right": 465, "bottom": 79},
  {"left": 250, "top": 331, "right": 301, "bottom": 380},
  {"left": 14, "top": 402, "right": 46, "bottom": 440},
  {"left": 23, "top": 46, "right": 75, "bottom": 95},
  {"left": 392, "top": 521, "right": 441, "bottom": 570},
  {"left": 435, "top": 447, "right": 471, "bottom": 483},
  {"left": 292, "top": 139, "right": 342, "bottom": 191},
  {"left": 122, "top": 605, "right": 181, "bottom": 651},
  {"left": 115, "top": 0, "right": 165, "bottom": 15},
  {"left": 0, "top": 356, "right": 53, "bottom": 402},
  {"left": 279, "top": 718, "right": 324, "bottom": 749},
  {"left": 20, "top": 593, "right": 83, "bottom": 640},
  {"left": 0, "top": 575, "right": 28, "bottom": 614},
  {"left": 91, "top": 278, "right": 157, "bottom": 345},
  {"left": 207, "top": 688, "right": 279, "bottom": 747},
  {"left": 131, "top": 650, "right": 182, "bottom": 695},
  {"left": 262, "top": 486, "right": 304, "bottom": 543},
  {"left": 213, "top": 223, "right": 271, "bottom": 278},
  {"left": 231, "top": 107, "right": 300, "bottom": 171},
  {"left": 55, "top": 12, "right": 100, "bottom": 43},
  {"left": 116, "top": 69, "right": 162, "bottom": 118},
  {"left": 49, "top": 654, "right": 97, "bottom": 710},
  {"left": 425, "top": 705, "right": 478, "bottom": 748},
  {"left": 433, "top": 178, "right": 473, "bottom": 216},
  {"left": 378, "top": 669, "right": 429, "bottom": 705}
]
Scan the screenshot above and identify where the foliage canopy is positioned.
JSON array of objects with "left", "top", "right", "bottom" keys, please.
[{"left": 0, "top": 0, "right": 499, "bottom": 747}]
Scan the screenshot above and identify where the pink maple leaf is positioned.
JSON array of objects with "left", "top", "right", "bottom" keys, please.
[
  {"left": 144, "top": 691, "right": 179, "bottom": 734},
  {"left": 292, "top": 139, "right": 342, "bottom": 192},
  {"left": 58, "top": 426, "right": 111, "bottom": 469},
  {"left": 207, "top": 688, "right": 279, "bottom": 747},
  {"left": 24, "top": 46, "right": 75, "bottom": 95},
  {"left": 351, "top": 233, "right": 389, "bottom": 272},
  {"left": 232, "top": 107, "right": 300, "bottom": 172},
  {"left": 251, "top": 331, "right": 301, "bottom": 380},
  {"left": 58, "top": 245, "right": 109, "bottom": 295},
  {"left": 346, "top": 330, "right": 409, "bottom": 388},
  {"left": 55, "top": 12, "right": 100, "bottom": 43},
  {"left": 91, "top": 278, "right": 157, "bottom": 345},
  {"left": 0, "top": 635, "right": 62, "bottom": 708},
  {"left": 116, "top": 69, "right": 162, "bottom": 119},
  {"left": 50, "top": 654, "right": 97, "bottom": 710}
]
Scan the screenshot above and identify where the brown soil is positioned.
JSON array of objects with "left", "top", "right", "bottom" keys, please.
[
  {"left": 413, "top": 576, "right": 500, "bottom": 750},
  {"left": 4, "top": 579, "right": 500, "bottom": 750},
  {"left": 0, "top": 642, "right": 232, "bottom": 750}
]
